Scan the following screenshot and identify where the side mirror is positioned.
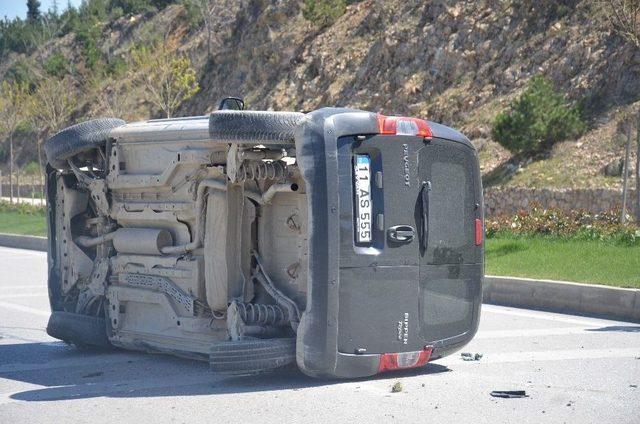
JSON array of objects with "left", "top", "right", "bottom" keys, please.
[{"left": 218, "top": 97, "right": 245, "bottom": 111}]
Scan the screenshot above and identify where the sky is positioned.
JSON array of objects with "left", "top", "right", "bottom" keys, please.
[{"left": 0, "top": 0, "right": 83, "bottom": 20}]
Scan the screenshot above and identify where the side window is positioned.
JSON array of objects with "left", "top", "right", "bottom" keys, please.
[
  {"left": 422, "top": 145, "right": 475, "bottom": 264},
  {"left": 430, "top": 161, "right": 467, "bottom": 247}
]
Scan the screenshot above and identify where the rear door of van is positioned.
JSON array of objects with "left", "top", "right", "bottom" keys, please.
[{"left": 336, "top": 131, "right": 483, "bottom": 355}]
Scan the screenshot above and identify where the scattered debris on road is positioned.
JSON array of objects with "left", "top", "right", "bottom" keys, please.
[
  {"left": 461, "top": 352, "right": 483, "bottom": 361},
  {"left": 82, "top": 371, "right": 104, "bottom": 378},
  {"left": 391, "top": 381, "right": 403, "bottom": 393},
  {"left": 490, "top": 390, "right": 529, "bottom": 399}
]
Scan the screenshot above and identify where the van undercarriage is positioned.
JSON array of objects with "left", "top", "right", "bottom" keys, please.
[{"left": 44, "top": 108, "right": 483, "bottom": 378}]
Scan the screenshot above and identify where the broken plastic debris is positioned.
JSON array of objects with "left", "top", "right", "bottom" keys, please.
[
  {"left": 82, "top": 371, "right": 104, "bottom": 378},
  {"left": 461, "top": 352, "right": 483, "bottom": 361},
  {"left": 490, "top": 390, "right": 528, "bottom": 399},
  {"left": 391, "top": 381, "right": 403, "bottom": 393}
]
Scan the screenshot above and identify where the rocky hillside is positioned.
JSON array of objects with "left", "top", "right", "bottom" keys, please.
[{"left": 1, "top": 0, "right": 639, "bottom": 189}]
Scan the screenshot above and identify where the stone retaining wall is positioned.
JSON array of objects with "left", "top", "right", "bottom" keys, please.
[{"left": 484, "top": 187, "right": 638, "bottom": 217}]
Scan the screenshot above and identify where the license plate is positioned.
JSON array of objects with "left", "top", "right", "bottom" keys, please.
[{"left": 354, "top": 155, "right": 372, "bottom": 243}]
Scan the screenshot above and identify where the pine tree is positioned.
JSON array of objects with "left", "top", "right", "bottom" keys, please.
[{"left": 27, "top": 0, "right": 42, "bottom": 22}]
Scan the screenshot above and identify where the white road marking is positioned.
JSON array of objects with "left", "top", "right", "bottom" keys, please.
[
  {"left": 0, "top": 333, "right": 54, "bottom": 345},
  {"left": 0, "top": 293, "right": 48, "bottom": 300},
  {"left": 0, "top": 247, "right": 45, "bottom": 257},
  {"left": 0, "top": 301, "right": 49, "bottom": 317},
  {"left": 438, "top": 347, "right": 640, "bottom": 366},
  {"left": 481, "top": 304, "right": 627, "bottom": 326},
  {"left": 0, "top": 285, "right": 47, "bottom": 290},
  {"left": 475, "top": 326, "right": 598, "bottom": 339}
]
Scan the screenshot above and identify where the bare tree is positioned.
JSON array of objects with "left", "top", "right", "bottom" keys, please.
[
  {"left": 594, "top": 1, "right": 639, "bottom": 220},
  {"left": 636, "top": 112, "right": 640, "bottom": 221},
  {"left": 131, "top": 42, "right": 199, "bottom": 118},
  {"left": 621, "top": 122, "right": 633, "bottom": 223},
  {"left": 97, "top": 81, "right": 131, "bottom": 119},
  {"left": 87, "top": 74, "right": 133, "bottom": 120},
  {"left": 596, "top": 0, "right": 640, "bottom": 48},
  {"left": 0, "top": 82, "right": 30, "bottom": 204},
  {"left": 29, "top": 76, "right": 77, "bottom": 200},
  {"left": 184, "top": 0, "right": 237, "bottom": 61}
]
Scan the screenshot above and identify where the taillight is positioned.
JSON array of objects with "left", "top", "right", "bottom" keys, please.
[
  {"left": 475, "top": 218, "right": 483, "bottom": 246},
  {"left": 377, "top": 114, "right": 432, "bottom": 138},
  {"left": 378, "top": 347, "right": 433, "bottom": 373}
]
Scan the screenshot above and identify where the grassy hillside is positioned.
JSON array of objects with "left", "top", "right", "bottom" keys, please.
[{"left": 0, "top": 0, "right": 638, "bottom": 190}]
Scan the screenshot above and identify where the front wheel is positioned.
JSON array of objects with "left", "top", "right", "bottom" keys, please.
[
  {"left": 208, "top": 110, "right": 303, "bottom": 145},
  {"left": 44, "top": 118, "right": 125, "bottom": 169}
]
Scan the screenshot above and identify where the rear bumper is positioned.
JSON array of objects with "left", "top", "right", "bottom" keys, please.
[{"left": 294, "top": 109, "right": 482, "bottom": 378}]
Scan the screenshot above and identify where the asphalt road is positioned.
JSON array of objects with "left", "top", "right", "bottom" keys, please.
[{"left": 0, "top": 247, "right": 638, "bottom": 424}]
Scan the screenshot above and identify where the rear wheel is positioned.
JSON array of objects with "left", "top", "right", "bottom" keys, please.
[{"left": 209, "top": 338, "right": 296, "bottom": 375}]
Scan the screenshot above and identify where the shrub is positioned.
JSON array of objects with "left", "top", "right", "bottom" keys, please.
[
  {"left": 181, "top": 0, "right": 204, "bottom": 31},
  {"left": 110, "top": 0, "right": 176, "bottom": 15},
  {"left": 110, "top": 0, "right": 156, "bottom": 14},
  {"left": 110, "top": 6, "right": 125, "bottom": 19},
  {"left": 0, "top": 17, "right": 42, "bottom": 55},
  {"left": 4, "top": 58, "right": 37, "bottom": 86},
  {"left": 486, "top": 204, "right": 640, "bottom": 246},
  {"left": 44, "top": 52, "right": 71, "bottom": 77},
  {"left": 23, "top": 161, "right": 41, "bottom": 175},
  {"left": 0, "top": 201, "right": 46, "bottom": 216},
  {"left": 106, "top": 56, "right": 128, "bottom": 77},
  {"left": 302, "top": 0, "right": 347, "bottom": 28},
  {"left": 492, "top": 75, "right": 585, "bottom": 155},
  {"left": 73, "top": 17, "right": 103, "bottom": 70}
]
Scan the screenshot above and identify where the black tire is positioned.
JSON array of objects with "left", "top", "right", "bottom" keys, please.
[
  {"left": 209, "top": 338, "right": 296, "bottom": 375},
  {"left": 209, "top": 110, "right": 304, "bottom": 144},
  {"left": 44, "top": 118, "right": 125, "bottom": 169},
  {"left": 46, "top": 311, "right": 111, "bottom": 348}
]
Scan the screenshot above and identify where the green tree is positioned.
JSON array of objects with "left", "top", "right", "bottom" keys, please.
[
  {"left": 109, "top": 0, "right": 176, "bottom": 15},
  {"left": 131, "top": 42, "right": 199, "bottom": 118},
  {"left": 73, "top": 15, "right": 103, "bottom": 70},
  {"left": 302, "top": 0, "right": 347, "bottom": 28},
  {"left": 43, "top": 52, "right": 71, "bottom": 77},
  {"left": 27, "top": 0, "right": 42, "bottom": 22},
  {"left": 0, "top": 81, "right": 30, "bottom": 204},
  {"left": 110, "top": 0, "right": 155, "bottom": 14},
  {"left": 492, "top": 76, "right": 586, "bottom": 156}
]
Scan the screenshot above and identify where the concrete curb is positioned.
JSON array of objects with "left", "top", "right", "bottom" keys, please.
[
  {"left": 484, "top": 275, "right": 640, "bottom": 323},
  {"left": 0, "top": 233, "right": 47, "bottom": 252}
]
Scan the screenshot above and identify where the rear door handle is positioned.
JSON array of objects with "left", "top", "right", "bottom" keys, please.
[
  {"left": 388, "top": 225, "right": 415, "bottom": 243},
  {"left": 419, "top": 181, "right": 430, "bottom": 252}
]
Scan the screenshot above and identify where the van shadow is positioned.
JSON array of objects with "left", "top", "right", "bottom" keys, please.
[
  {"left": 586, "top": 326, "right": 640, "bottom": 333},
  {"left": 486, "top": 242, "right": 528, "bottom": 258},
  {"left": 1, "top": 342, "right": 452, "bottom": 402}
]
